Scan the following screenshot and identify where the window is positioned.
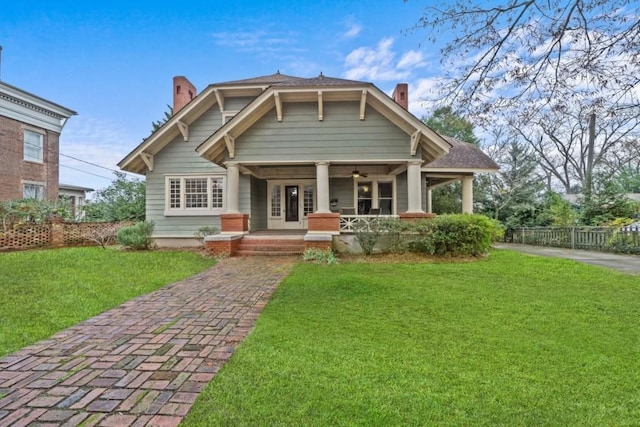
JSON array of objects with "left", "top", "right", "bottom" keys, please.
[
  {"left": 357, "top": 181, "right": 372, "bottom": 215},
  {"left": 354, "top": 178, "right": 395, "bottom": 215},
  {"left": 165, "top": 176, "right": 225, "bottom": 215},
  {"left": 378, "top": 182, "right": 393, "bottom": 215},
  {"left": 24, "top": 130, "right": 44, "bottom": 162},
  {"left": 271, "top": 184, "right": 281, "bottom": 217},
  {"left": 24, "top": 183, "right": 44, "bottom": 200},
  {"left": 303, "top": 185, "right": 314, "bottom": 216}
]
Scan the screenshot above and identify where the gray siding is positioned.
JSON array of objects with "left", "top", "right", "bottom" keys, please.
[
  {"left": 233, "top": 102, "right": 413, "bottom": 162},
  {"left": 329, "top": 178, "right": 354, "bottom": 212},
  {"left": 397, "top": 171, "right": 408, "bottom": 213},
  {"left": 250, "top": 176, "right": 267, "bottom": 231},
  {"left": 147, "top": 107, "right": 228, "bottom": 237},
  {"left": 225, "top": 97, "right": 254, "bottom": 112}
]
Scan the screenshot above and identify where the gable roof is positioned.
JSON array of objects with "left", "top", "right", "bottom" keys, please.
[
  {"left": 119, "top": 72, "right": 453, "bottom": 174},
  {"left": 423, "top": 136, "right": 499, "bottom": 172},
  {"left": 195, "top": 75, "right": 452, "bottom": 166}
]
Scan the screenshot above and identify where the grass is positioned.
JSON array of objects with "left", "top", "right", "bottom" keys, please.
[
  {"left": 0, "top": 247, "right": 215, "bottom": 357},
  {"left": 183, "top": 250, "right": 640, "bottom": 426}
]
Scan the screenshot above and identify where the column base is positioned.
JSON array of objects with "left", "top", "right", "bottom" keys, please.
[
  {"left": 220, "top": 213, "right": 249, "bottom": 233},
  {"left": 307, "top": 212, "right": 340, "bottom": 234},
  {"left": 398, "top": 212, "right": 436, "bottom": 223}
]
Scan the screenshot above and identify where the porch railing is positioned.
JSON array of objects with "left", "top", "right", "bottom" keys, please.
[{"left": 339, "top": 215, "right": 399, "bottom": 233}]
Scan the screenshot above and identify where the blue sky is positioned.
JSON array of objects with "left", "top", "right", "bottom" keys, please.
[{"left": 1, "top": 1, "right": 448, "bottom": 191}]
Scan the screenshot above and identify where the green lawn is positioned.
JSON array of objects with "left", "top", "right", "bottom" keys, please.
[
  {"left": 0, "top": 247, "right": 215, "bottom": 357},
  {"left": 184, "top": 250, "right": 640, "bottom": 426}
]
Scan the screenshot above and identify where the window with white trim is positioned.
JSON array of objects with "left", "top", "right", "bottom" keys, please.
[
  {"left": 165, "top": 176, "right": 225, "bottom": 215},
  {"left": 354, "top": 177, "right": 395, "bottom": 215},
  {"left": 23, "top": 183, "right": 45, "bottom": 200},
  {"left": 24, "top": 130, "right": 44, "bottom": 163}
]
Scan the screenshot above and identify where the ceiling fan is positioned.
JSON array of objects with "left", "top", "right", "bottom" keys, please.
[{"left": 352, "top": 165, "right": 368, "bottom": 178}]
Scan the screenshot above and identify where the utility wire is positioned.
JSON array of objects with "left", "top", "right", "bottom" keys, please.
[
  {"left": 60, "top": 164, "right": 113, "bottom": 181},
  {"left": 59, "top": 152, "right": 124, "bottom": 174}
]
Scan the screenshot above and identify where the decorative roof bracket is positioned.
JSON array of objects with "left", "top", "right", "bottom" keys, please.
[
  {"left": 318, "top": 91, "right": 323, "bottom": 121},
  {"left": 214, "top": 89, "right": 224, "bottom": 113},
  {"left": 177, "top": 120, "right": 189, "bottom": 142},
  {"left": 224, "top": 133, "right": 235, "bottom": 159},
  {"left": 360, "top": 90, "right": 367, "bottom": 120},
  {"left": 274, "top": 92, "right": 282, "bottom": 122},
  {"left": 410, "top": 129, "right": 421, "bottom": 155},
  {"left": 140, "top": 152, "right": 154, "bottom": 172}
]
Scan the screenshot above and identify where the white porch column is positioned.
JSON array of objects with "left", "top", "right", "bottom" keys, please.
[
  {"left": 315, "top": 161, "right": 331, "bottom": 213},
  {"left": 462, "top": 175, "right": 474, "bottom": 214},
  {"left": 407, "top": 161, "right": 424, "bottom": 213},
  {"left": 226, "top": 162, "right": 240, "bottom": 213},
  {"left": 426, "top": 187, "right": 433, "bottom": 214}
]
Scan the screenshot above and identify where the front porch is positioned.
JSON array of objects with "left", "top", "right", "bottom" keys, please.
[{"left": 223, "top": 161, "right": 474, "bottom": 233}]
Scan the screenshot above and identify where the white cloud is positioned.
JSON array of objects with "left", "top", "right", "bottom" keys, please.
[
  {"left": 343, "top": 38, "right": 411, "bottom": 81},
  {"left": 343, "top": 22, "right": 362, "bottom": 39},
  {"left": 59, "top": 116, "right": 141, "bottom": 191},
  {"left": 397, "top": 50, "right": 426, "bottom": 69},
  {"left": 211, "top": 29, "right": 304, "bottom": 55}
]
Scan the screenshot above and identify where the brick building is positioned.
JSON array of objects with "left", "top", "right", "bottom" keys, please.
[{"left": 0, "top": 81, "right": 76, "bottom": 201}]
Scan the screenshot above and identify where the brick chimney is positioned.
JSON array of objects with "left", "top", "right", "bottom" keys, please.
[
  {"left": 392, "top": 83, "right": 408, "bottom": 110},
  {"left": 173, "top": 76, "right": 197, "bottom": 114}
]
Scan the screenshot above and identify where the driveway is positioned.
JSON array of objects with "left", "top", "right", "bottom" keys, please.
[{"left": 495, "top": 243, "right": 640, "bottom": 275}]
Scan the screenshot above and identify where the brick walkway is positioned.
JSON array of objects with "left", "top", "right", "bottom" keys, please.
[{"left": 0, "top": 256, "right": 296, "bottom": 427}]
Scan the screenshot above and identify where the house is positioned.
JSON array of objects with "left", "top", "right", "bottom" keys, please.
[
  {"left": 118, "top": 72, "right": 498, "bottom": 252},
  {"left": 0, "top": 81, "right": 76, "bottom": 202},
  {"left": 58, "top": 183, "right": 93, "bottom": 219}
]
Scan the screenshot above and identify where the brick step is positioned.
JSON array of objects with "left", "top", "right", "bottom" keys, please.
[
  {"left": 238, "top": 244, "right": 305, "bottom": 252},
  {"left": 237, "top": 236, "right": 305, "bottom": 256},
  {"left": 237, "top": 250, "right": 303, "bottom": 256}
]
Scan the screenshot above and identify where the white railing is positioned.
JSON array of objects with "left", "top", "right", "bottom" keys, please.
[{"left": 339, "top": 215, "right": 399, "bottom": 233}]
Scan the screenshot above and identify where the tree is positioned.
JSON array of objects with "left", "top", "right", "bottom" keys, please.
[
  {"left": 514, "top": 100, "right": 640, "bottom": 194},
  {"left": 475, "top": 127, "right": 544, "bottom": 226},
  {"left": 579, "top": 174, "right": 637, "bottom": 224},
  {"left": 151, "top": 104, "right": 173, "bottom": 132},
  {"left": 84, "top": 172, "right": 146, "bottom": 222},
  {"left": 422, "top": 106, "right": 480, "bottom": 145},
  {"left": 412, "top": 0, "right": 640, "bottom": 114},
  {"left": 424, "top": 107, "right": 483, "bottom": 213}
]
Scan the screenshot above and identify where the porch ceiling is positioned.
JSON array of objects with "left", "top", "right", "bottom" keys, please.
[{"left": 238, "top": 162, "right": 408, "bottom": 180}]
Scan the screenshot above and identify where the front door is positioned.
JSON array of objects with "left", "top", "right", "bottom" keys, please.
[
  {"left": 285, "top": 185, "right": 299, "bottom": 223},
  {"left": 267, "top": 180, "right": 315, "bottom": 230}
]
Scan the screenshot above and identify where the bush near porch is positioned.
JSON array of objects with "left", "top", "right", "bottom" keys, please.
[{"left": 352, "top": 214, "right": 503, "bottom": 256}]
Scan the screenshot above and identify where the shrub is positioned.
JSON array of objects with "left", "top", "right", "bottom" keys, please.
[
  {"left": 194, "top": 226, "right": 220, "bottom": 244},
  {"left": 303, "top": 248, "right": 339, "bottom": 264},
  {"left": 409, "top": 214, "right": 503, "bottom": 256},
  {"left": 117, "top": 221, "right": 155, "bottom": 250},
  {"left": 378, "top": 218, "right": 410, "bottom": 253},
  {"left": 354, "top": 220, "right": 381, "bottom": 255}
]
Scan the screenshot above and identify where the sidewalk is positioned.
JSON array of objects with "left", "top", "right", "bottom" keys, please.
[
  {"left": 495, "top": 243, "right": 640, "bottom": 275},
  {"left": 0, "top": 256, "right": 296, "bottom": 427}
]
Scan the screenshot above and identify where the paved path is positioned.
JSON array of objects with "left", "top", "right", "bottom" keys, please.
[
  {"left": 0, "top": 256, "right": 296, "bottom": 427},
  {"left": 495, "top": 243, "right": 640, "bottom": 274}
]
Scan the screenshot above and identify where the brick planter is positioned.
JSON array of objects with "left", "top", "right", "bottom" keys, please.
[
  {"left": 304, "top": 233, "right": 333, "bottom": 251},
  {"left": 204, "top": 234, "right": 243, "bottom": 256}
]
